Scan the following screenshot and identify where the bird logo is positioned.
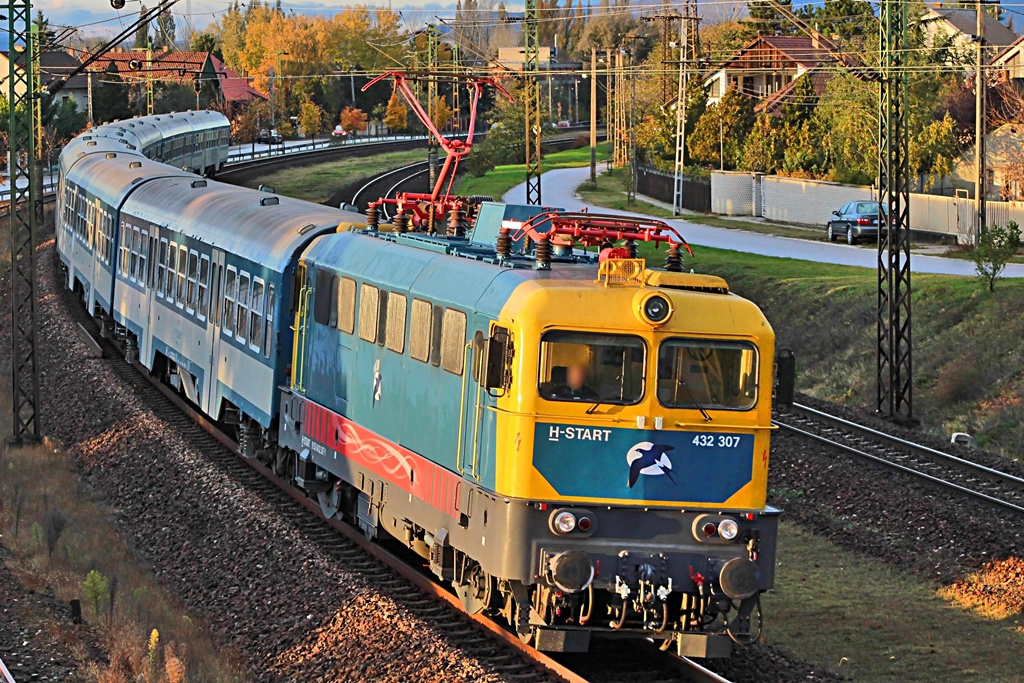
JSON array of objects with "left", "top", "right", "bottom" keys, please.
[
  {"left": 626, "top": 442, "right": 677, "bottom": 488},
  {"left": 372, "top": 359, "right": 382, "bottom": 407}
]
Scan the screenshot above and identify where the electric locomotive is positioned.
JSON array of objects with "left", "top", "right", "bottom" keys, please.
[{"left": 57, "top": 113, "right": 780, "bottom": 659}]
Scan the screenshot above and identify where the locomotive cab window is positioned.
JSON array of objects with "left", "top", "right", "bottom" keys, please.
[
  {"left": 538, "top": 331, "right": 645, "bottom": 404},
  {"left": 656, "top": 339, "right": 758, "bottom": 411}
]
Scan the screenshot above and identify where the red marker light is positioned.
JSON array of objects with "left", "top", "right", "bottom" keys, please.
[
  {"left": 702, "top": 522, "right": 718, "bottom": 537},
  {"left": 538, "top": 503, "right": 548, "bottom": 511},
  {"left": 578, "top": 516, "right": 592, "bottom": 531}
]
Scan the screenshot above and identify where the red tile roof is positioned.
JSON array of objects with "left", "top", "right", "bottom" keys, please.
[
  {"left": 211, "top": 55, "right": 266, "bottom": 103},
  {"left": 754, "top": 68, "right": 835, "bottom": 116},
  {"left": 85, "top": 49, "right": 214, "bottom": 86}
]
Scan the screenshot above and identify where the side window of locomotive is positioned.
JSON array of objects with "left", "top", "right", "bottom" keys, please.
[
  {"left": 440, "top": 308, "right": 467, "bottom": 375},
  {"left": 656, "top": 339, "right": 758, "bottom": 411},
  {"left": 409, "top": 298, "right": 432, "bottom": 362},
  {"left": 538, "top": 331, "right": 646, "bottom": 404},
  {"left": 250, "top": 279, "right": 265, "bottom": 352},
  {"left": 263, "top": 284, "right": 275, "bottom": 359},
  {"left": 198, "top": 255, "right": 210, "bottom": 319},
  {"left": 376, "top": 291, "right": 389, "bottom": 347},
  {"left": 336, "top": 277, "right": 356, "bottom": 334},
  {"left": 385, "top": 293, "right": 407, "bottom": 354},
  {"left": 236, "top": 272, "right": 251, "bottom": 343},
  {"left": 223, "top": 267, "right": 237, "bottom": 337},
  {"left": 358, "top": 284, "right": 379, "bottom": 343},
  {"left": 313, "top": 269, "right": 333, "bottom": 326},
  {"left": 176, "top": 246, "right": 187, "bottom": 307},
  {"left": 186, "top": 250, "right": 199, "bottom": 314}
]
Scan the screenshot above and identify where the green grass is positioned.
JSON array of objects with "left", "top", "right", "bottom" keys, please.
[
  {"left": 241, "top": 149, "right": 429, "bottom": 204},
  {"left": 575, "top": 171, "right": 676, "bottom": 218},
  {"left": 765, "top": 521, "right": 1024, "bottom": 681},
  {"left": 456, "top": 142, "right": 612, "bottom": 199}
]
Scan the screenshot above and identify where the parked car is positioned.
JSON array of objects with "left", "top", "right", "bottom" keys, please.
[
  {"left": 256, "top": 128, "right": 283, "bottom": 144},
  {"left": 827, "top": 201, "right": 889, "bottom": 244},
  {"left": 332, "top": 125, "right": 348, "bottom": 138}
]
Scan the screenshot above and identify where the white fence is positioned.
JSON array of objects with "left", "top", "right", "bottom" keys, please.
[{"left": 711, "top": 172, "right": 1024, "bottom": 244}]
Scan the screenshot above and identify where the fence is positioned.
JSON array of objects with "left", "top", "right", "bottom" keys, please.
[
  {"left": 710, "top": 172, "right": 1024, "bottom": 244},
  {"left": 636, "top": 165, "right": 711, "bottom": 214}
]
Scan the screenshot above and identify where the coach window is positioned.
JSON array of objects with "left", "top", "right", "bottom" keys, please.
[
  {"left": 250, "top": 279, "right": 265, "bottom": 352},
  {"left": 130, "top": 228, "right": 141, "bottom": 281},
  {"left": 385, "top": 293, "right": 407, "bottom": 354},
  {"left": 198, "top": 255, "right": 210, "bottom": 319},
  {"left": 237, "top": 272, "right": 251, "bottom": 343},
  {"left": 139, "top": 231, "right": 149, "bottom": 286},
  {"left": 176, "top": 246, "right": 187, "bottom": 307},
  {"left": 156, "top": 240, "right": 168, "bottom": 297},
  {"left": 186, "top": 250, "right": 199, "bottom": 314},
  {"left": 166, "top": 243, "right": 177, "bottom": 299},
  {"left": 440, "top": 309, "right": 467, "bottom": 375},
  {"left": 263, "top": 284, "right": 275, "bottom": 358},
  {"left": 86, "top": 202, "right": 95, "bottom": 249},
  {"left": 358, "top": 284, "right": 379, "bottom": 343},
  {"left": 336, "top": 277, "right": 356, "bottom": 334},
  {"left": 409, "top": 299, "right": 432, "bottom": 362},
  {"left": 119, "top": 228, "right": 129, "bottom": 277},
  {"left": 223, "top": 267, "right": 237, "bottom": 337}
]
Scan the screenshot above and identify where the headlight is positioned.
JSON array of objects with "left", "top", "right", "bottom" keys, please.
[
  {"left": 718, "top": 519, "right": 739, "bottom": 540},
  {"left": 643, "top": 295, "right": 671, "bottom": 323},
  {"left": 553, "top": 511, "right": 577, "bottom": 534}
]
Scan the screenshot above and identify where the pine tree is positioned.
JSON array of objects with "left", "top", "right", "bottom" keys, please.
[
  {"left": 134, "top": 5, "right": 150, "bottom": 49},
  {"left": 154, "top": 11, "right": 176, "bottom": 49},
  {"left": 740, "top": 0, "right": 795, "bottom": 39}
]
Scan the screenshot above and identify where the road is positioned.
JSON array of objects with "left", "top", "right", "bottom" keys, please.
[{"left": 503, "top": 166, "right": 1024, "bottom": 278}]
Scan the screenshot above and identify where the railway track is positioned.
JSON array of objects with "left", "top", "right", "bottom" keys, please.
[
  {"left": 349, "top": 159, "right": 431, "bottom": 213},
  {"left": 774, "top": 403, "right": 1024, "bottom": 516},
  {"left": 62, "top": 281, "right": 737, "bottom": 683}
]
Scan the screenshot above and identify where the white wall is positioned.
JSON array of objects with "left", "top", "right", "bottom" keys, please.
[
  {"left": 711, "top": 172, "right": 757, "bottom": 215},
  {"left": 762, "top": 176, "right": 873, "bottom": 226}
]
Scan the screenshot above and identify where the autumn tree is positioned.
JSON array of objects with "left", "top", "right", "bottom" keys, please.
[
  {"left": 340, "top": 106, "right": 368, "bottom": 135},
  {"left": 431, "top": 96, "right": 453, "bottom": 133},
  {"left": 384, "top": 92, "right": 408, "bottom": 131},
  {"left": 688, "top": 88, "right": 755, "bottom": 169},
  {"left": 299, "top": 99, "right": 326, "bottom": 140}
]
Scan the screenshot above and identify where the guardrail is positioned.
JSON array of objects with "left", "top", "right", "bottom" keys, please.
[{"left": 227, "top": 133, "right": 430, "bottom": 163}]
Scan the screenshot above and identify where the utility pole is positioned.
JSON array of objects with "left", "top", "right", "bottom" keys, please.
[
  {"left": 590, "top": 47, "right": 597, "bottom": 184},
  {"left": 628, "top": 42, "right": 636, "bottom": 202},
  {"left": 86, "top": 69, "right": 94, "bottom": 126},
  {"left": 146, "top": 39, "right": 154, "bottom": 116},
  {"left": 427, "top": 24, "right": 440, "bottom": 187},
  {"left": 641, "top": 11, "right": 682, "bottom": 104},
  {"left": 673, "top": 2, "right": 700, "bottom": 215},
  {"left": 614, "top": 50, "right": 626, "bottom": 167},
  {"left": 606, "top": 48, "right": 614, "bottom": 166},
  {"left": 877, "top": 0, "right": 913, "bottom": 421},
  {"left": 7, "top": 0, "right": 42, "bottom": 446},
  {"left": 524, "top": 0, "right": 542, "bottom": 204},
  {"left": 268, "top": 65, "right": 275, "bottom": 126},
  {"left": 452, "top": 43, "right": 461, "bottom": 130},
  {"left": 975, "top": 0, "right": 987, "bottom": 243}
]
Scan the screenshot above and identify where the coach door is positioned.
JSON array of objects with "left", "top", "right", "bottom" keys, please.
[{"left": 205, "top": 249, "right": 227, "bottom": 417}]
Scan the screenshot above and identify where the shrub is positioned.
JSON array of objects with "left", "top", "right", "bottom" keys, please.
[
  {"left": 43, "top": 508, "right": 68, "bottom": 559},
  {"left": 83, "top": 569, "right": 109, "bottom": 619},
  {"left": 972, "top": 221, "right": 1021, "bottom": 292}
]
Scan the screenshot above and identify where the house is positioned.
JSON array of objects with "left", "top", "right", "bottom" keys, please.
[
  {"left": 86, "top": 48, "right": 219, "bottom": 91},
  {"left": 951, "top": 124, "right": 1024, "bottom": 199},
  {"left": 0, "top": 48, "right": 90, "bottom": 112},
  {"left": 702, "top": 35, "right": 844, "bottom": 106},
  {"left": 992, "top": 34, "right": 1024, "bottom": 81},
  {"left": 920, "top": 5, "right": 1019, "bottom": 64},
  {"left": 210, "top": 55, "right": 266, "bottom": 104}
]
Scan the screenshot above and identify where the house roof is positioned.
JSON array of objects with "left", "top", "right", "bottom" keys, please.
[
  {"left": 0, "top": 49, "right": 89, "bottom": 92},
  {"left": 992, "top": 33, "right": 1024, "bottom": 65},
  {"left": 714, "top": 35, "right": 840, "bottom": 73},
  {"left": 923, "top": 7, "right": 1019, "bottom": 50},
  {"left": 210, "top": 55, "right": 266, "bottom": 103},
  {"left": 754, "top": 68, "right": 834, "bottom": 116},
  {"left": 86, "top": 49, "right": 216, "bottom": 85}
]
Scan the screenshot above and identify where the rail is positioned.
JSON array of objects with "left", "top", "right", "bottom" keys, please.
[
  {"left": 674, "top": 655, "right": 735, "bottom": 683},
  {"left": 775, "top": 402, "right": 1024, "bottom": 516},
  {"left": 0, "top": 655, "right": 15, "bottom": 683}
]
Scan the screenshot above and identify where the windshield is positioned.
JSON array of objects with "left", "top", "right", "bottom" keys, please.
[
  {"left": 539, "top": 331, "right": 645, "bottom": 404},
  {"left": 657, "top": 339, "right": 758, "bottom": 410}
]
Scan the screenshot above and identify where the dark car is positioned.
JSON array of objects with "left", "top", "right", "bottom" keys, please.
[
  {"left": 256, "top": 128, "right": 283, "bottom": 144},
  {"left": 827, "top": 201, "right": 889, "bottom": 245}
]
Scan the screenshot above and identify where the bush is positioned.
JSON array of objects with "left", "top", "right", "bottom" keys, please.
[
  {"left": 972, "top": 221, "right": 1021, "bottom": 292},
  {"left": 82, "top": 569, "right": 109, "bottom": 619},
  {"left": 567, "top": 134, "right": 588, "bottom": 150},
  {"left": 464, "top": 149, "right": 495, "bottom": 178}
]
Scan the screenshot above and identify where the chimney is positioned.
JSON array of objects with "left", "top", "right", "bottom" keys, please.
[{"left": 811, "top": 30, "right": 821, "bottom": 49}]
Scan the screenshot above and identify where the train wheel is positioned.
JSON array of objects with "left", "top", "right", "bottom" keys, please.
[
  {"left": 453, "top": 563, "right": 494, "bottom": 615},
  {"left": 318, "top": 483, "right": 342, "bottom": 520}
]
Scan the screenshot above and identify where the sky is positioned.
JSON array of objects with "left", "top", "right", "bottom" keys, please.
[{"left": 40, "top": 0, "right": 494, "bottom": 37}]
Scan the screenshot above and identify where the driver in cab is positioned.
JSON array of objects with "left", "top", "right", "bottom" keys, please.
[{"left": 547, "top": 363, "right": 599, "bottom": 401}]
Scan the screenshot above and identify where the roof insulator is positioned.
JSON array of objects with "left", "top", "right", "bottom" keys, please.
[
  {"left": 191, "top": 179, "right": 208, "bottom": 188},
  {"left": 129, "top": 161, "right": 142, "bottom": 168},
  {"left": 260, "top": 196, "right": 279, "bottom": 206},
  {"left": 105, "top": 152, "right": 117, "bottom": 159},
  {"left": 297, "top": 223, "right": 316, "bottom": 235},
  {"left": 258, "top": 184, "right": 275, "bottom": 193},
  {"left": 86, "top": 141, "right": 96, "bottom": 146}
]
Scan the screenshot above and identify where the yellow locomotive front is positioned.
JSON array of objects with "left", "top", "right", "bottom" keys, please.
[{"left": 483, "top": 260, "right": 779, "bottom": 656}]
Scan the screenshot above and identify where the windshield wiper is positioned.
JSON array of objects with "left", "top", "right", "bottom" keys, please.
[
  {"left": 678, "top": 380, "right": 713, "bottom": 422},
  {"left": 586, "top": 400, "right": 604, "bottom": 415}
]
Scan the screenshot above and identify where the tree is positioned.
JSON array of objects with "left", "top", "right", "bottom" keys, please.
[
  {"left": 299, "top": 99, "right": 325, "bottom": 139},
  {"left": 92, "top": 64, "right": 135, "bottom": 124},
  {"left": 431, "top": 96, "right": 453, "bottom": 133},
  {"left": 740, "top": 113, "right": 784, "bottom": 172},
  {"left": 972, "top": 222, "right": 1021, "bottom": 292},
  {"left": 191, "top": 32, "right": 220, "bottom": 58},
  {"left": 383, "top": 92, "right": 408, "bottom": 131},
  {"left": 340, "top": 106, "right": 368, "bottom": 135},
  {"left": 154, "top": 11, "right": 176, "bottom": 49},
  {"left": 687, "top": 88, "right": 755, "bottom": 169},
  {"left": 134, "top": 4, "right": 151, "bottom": 48},
  {"left": 740, "top": 0, "right": 795, "bottom": 39}
]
